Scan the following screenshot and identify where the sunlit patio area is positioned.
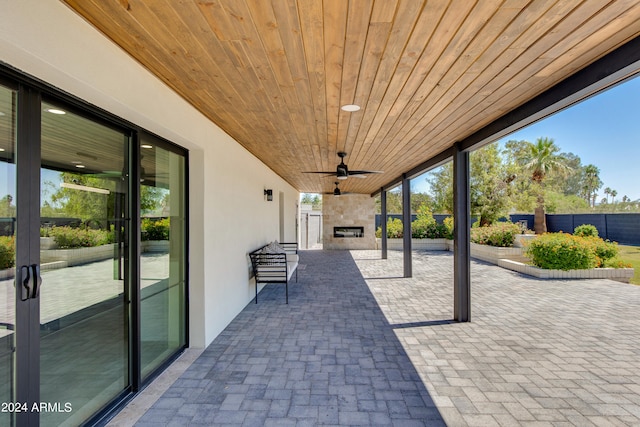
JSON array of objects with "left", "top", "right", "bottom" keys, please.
[{"left": 114, "top": 249, "right": 640, "bottom": 426}]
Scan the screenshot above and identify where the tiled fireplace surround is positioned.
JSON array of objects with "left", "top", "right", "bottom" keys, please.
[{"left": 322, "top": 194, "right": 375, "bottom": 250}]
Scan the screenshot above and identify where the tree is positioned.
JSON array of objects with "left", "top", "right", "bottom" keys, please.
[
  {"left": 0, "top": 195, "right": 15, "bottom": 217},
  {"left": 544, "top": 190, "right": 589, "bottom": 213},
  {"left": 546, "top": 152, "right": 583, "bottom": 196},
  {"left": 603, "top": 187, "right": 612, "bottom": 204},
  {"left": 580, "top": 164, "right": 602, "bottom": 208},
  {"left": 301, "top": 193, "right": 322, "bottom": 210},
  {"left": 521, "top": 137, "right": 569, "bottom": 233},
  {"left": 375, "top": 188, "right": 403, "bottom": 214},
  {"left": 410, "top": 192, "right": 433, "bottom": 214},
  {"left": 469, "top": 144, "right": 512, "bottom": 225},
  {"left": 426, "top": 163, "right": 453, "bottom": 214},
  {"left": 49, "top": 173, "right": 117, "bottom": 227},
  {"left": 503, "top": 140, "right": 536, "bottom": 212},
  {"left": 426, "top": 144, "right": 514, "bottom": 223},
  {"left": 141, "top": 185, "right": 167, "bottom": 215}
]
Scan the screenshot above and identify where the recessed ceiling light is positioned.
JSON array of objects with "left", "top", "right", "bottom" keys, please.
[
  {"left": 75, "top": 164, "right": 85, "bottom": 168},
  {"left": 0, "top": 112, "right": 5, "bottom": 116},
  {"left": 45, "top": 108, "right": 66, "bottom": 115},
  {"left": 0, "top": 148, "right": 5, "bottom": 152},
  {"left": 141, "top": 144, "right": 153, "bottom": 149},
  {"left": 341, "top": 104, "right": 361, "bottom": 112}
]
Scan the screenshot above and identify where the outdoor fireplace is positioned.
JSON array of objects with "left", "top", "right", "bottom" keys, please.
[{"left": 333, "top": 226, "right": 364, "bottom": 238}]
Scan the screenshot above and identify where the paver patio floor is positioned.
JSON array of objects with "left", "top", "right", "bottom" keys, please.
[{"left": 129, "top": 249, "right": 640, "bottom": 426}]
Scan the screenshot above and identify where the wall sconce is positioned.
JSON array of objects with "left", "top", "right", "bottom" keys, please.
[{"left": 264, "top": 189, "right": 273, "bottom": 201}]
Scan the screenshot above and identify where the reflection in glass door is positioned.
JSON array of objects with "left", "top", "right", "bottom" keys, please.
[
  {"left": 39, "top": 102, "right": 130, "bottom": 426},
  {"left": 0, "top": 84, "right": 16, "bottom": 427},
  {"left": 140, "top": 137, "right": 186, "bottom": 379},
  {"left": 0, "top": 69, "right": 188, "bottom": 424}
]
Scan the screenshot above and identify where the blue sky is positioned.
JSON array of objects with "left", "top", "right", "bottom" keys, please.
[{"left": 413, "top": 74, "right": 640, "bottom": 201}]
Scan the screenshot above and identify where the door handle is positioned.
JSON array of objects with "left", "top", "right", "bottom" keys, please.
[
  {"left": 32, "top": 264, "right": 42, "bottom": 298},
  {"left": 19, "top": 265, "right": 31, "bottom": 301},
  {"left": 17, "top": 264, "right": 41, "bottom": 300}
]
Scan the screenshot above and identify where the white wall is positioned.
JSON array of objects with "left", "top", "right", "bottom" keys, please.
[{"left": 0, "top": 0, "right": 299, "bottom": 348}]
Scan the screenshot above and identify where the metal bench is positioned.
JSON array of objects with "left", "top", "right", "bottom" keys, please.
[{"left": 249, "top": 242, "right": 298, "bottom": 303}]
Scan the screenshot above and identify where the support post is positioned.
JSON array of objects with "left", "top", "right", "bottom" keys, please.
[
  {"left": 402, "top": 175, "right": 412, "bottom": 278},
  {"left": 380, "top": 188, "right": 387, "bottom": 259},
  {"left": 453, "top": 143, "right": 470, "bottom": 321}
]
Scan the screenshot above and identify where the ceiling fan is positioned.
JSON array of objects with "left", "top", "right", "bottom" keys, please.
[
  {"left": 323, "top": 181, "right": 353, "bottom": 196},
  {"left": 304, "top": 151, "right": 382, "bottom": 180}
]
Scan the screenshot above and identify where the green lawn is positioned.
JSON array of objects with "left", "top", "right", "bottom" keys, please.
[{"left": 618, "top": 245, "right": 640, "bottom": 285}]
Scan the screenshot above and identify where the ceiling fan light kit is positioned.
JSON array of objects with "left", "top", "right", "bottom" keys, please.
[{"left": 333, "top": 182, "right": 341, "bottom": 196}]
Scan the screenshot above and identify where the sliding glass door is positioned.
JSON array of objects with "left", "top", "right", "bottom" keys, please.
[
  {"left": 0, "top": 82, "right": 17, "bottom": 427},
  {"left": 139, "top": 135, "right": 187, "bottom": 379},
  {"left": 39, "top": 101, "right": 131, "bottom": 426},
  {"left": 0, "top": 70, "right": 187, "bottom": 426}
]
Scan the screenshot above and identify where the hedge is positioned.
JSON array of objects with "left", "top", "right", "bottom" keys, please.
[
  {"left": 526, "top": 232, "right": 619, "bottom": 270},
  {"left": 0, "top": 236, "right": 15, "bottom": 270},
  {"left": 470, "top": 222, "right": 521, "bottom": 247}
]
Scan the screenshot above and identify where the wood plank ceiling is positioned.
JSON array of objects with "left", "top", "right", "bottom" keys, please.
[{"left": 63, "top": 0, "right": 640, "bottom": 195}]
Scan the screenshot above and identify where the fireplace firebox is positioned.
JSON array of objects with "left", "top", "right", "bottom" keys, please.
[{"left": 333, "top": 226, "right": 364, "bottom": 238}]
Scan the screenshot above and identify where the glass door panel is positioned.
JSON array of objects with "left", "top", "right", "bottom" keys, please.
[
  {"left": 39, "top": 102, "right": 130, "bottom": 425},
  {"left": 140, "top": 138, "right": 186, "bottom": 379},
  {"left": 0, "top": 84, "right": 16, "bottom": 427}
]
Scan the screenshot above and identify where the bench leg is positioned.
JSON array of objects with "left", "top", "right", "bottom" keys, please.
[{"left": 255, "top": 281, "right": 258, "bottom": 304}]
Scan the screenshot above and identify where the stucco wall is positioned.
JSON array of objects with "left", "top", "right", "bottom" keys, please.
[
  {"left": 322, "top": 194, "right": 376, "bottom": 250},
  {"left": 0, "top": 0, "right": 299, "bottom": 348}
]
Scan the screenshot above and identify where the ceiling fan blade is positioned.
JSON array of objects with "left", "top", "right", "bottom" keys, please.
[
  {"left": 349, "top": 170, "right": 383, "bottom": 175},
  {"left": 322, "top": 192, "right": 354, "bottom": 195}
]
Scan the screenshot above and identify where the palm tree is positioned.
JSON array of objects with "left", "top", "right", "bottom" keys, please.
[
  {"left": 604, "top": 187, "right": 612, "bottom": 204},
  {"left": 581, "top": 164, "right": 602, "bottom": 208},
  {"left": 523, "top": 137, "right": 569, "bottom": 234}
]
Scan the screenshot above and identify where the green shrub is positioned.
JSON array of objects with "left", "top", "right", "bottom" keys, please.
[
  {"left": 48, "top": 226, "right": 113, "bottom": 249},
  {"left": 443, "top": 216, "right": 454, "bottom": 239},
  {"left": 0, "top": 236, "right": 15, "bottom": 270},
  {"left": 527, "top": 232, "right": 621, "bottom": 270},
  {"left": 470, "top": 222, "right": 521, "bottom": 247},
  {"left": 526, "top": 233, "right": 597, "bottom": 270},
  {"left": 375, "top": 218, "right": 403, "bottom": 238},
  {"left": 574, "top": 224, "right": 599, "bottom": 238},
  {"left": 603, "top": 258, "right": 632, "bottom": 269},
  {"left": 583, "top": 236, "right": 618, "bottom": 267},
  {"left": 410, "top": 206, "right": 450, "bottom": 239},
  {"left": 411, "top": 205, "right": 436, "bottom": 238},
  {"left": 141, "top": 218, "right": 170, "bottom": 241},
  {"left": 412, "top": 222, "right": 450, "bottom": 239}
]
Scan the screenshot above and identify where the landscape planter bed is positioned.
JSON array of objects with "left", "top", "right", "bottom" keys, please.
[
  {"left": 376, "top": 238, "right": 450, "bottom": 251},
  {"left": 375, "top": 237, "right": 633, "bottom": 283},
  {"left": 40, "top": 243, "right": 117, "bottom": 266},
  {"left": 498, "top": 259, "right": 635, "bottom": 283}
]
